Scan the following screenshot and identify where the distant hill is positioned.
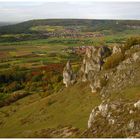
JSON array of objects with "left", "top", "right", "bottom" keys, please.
[
  {"left": 0, "top": 19, "right": 140, "bottom": 34},
  {"left": 0, "top": 22, "right": 16, "bottom": 27}
]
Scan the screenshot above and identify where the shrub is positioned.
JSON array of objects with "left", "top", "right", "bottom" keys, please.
[
  {"left": 123, "top": 36, "right": 140, "bottom": 51},
  {"left": 103, "top": 52, "right": 125, "bottom": 70},
  {"left": 3, "top": 81, "right": 23, "bottom": 93},
  {"left": 0, "top": 91, "right": 29, "bottom": 107},
  {"left": 39, "top": 92, "right": 51, "bottom": 98},
  {"left": 31, "top": 74, "right": 43, "bottom": 82}
]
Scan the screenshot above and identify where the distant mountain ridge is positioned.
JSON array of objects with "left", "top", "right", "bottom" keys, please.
[
  {"left": 0, "top": 19, "right": 140, "bottom": 34},
  {"left": 0, "top": 22, "right": 16, "bottom": 27}
]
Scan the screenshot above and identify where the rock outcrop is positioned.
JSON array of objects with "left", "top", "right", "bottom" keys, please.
[
  {"left": 134, "top": 100, "right": 140, "bottom": 109},
  {"left": 63, "top": 42, "right": 140, "bottom": 138},
  {"left": 86, "top": 44, "right": 140, "bottom": 138},
  {"left": 100, "top": 48, "right": 140, "bottom": 97},
  {"left": 79, "top": 46, "right": 111, "bottom": 92},
  {"left": 63, "top": 43, "right": 140, "bottom": 95},
  {"left": 112, "top": 44, "right": 122, "bottom": 54},
  {"left": 63, "top": 60, "right": 75, "bottom": 87},
  {"left": 87, "top": 100, "right": 140, "bottom": 138}
]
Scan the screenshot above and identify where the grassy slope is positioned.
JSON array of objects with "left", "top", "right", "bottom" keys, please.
[
  {"left": 0, "top": 82, "right": 101, "bottom": 137},
  {"left": 0, "top": 82, "right": 139, "bottom": 137}
]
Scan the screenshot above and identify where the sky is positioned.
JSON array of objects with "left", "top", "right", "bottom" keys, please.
[{"left": 0, "top": 0, "right": 140, "bottom": 22}]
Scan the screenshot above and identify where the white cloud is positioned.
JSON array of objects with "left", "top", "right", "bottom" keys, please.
[{"left": 0, "top": 1, "right": 140, "bottom": 22}]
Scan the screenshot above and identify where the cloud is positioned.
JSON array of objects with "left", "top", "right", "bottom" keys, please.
[{"left": 0, "top": 1, "right": 140, "bottom": 22}]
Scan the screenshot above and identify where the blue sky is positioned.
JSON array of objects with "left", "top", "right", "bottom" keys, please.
[{"left": 0, "top": 0, "right": 140, "bottom": 22}]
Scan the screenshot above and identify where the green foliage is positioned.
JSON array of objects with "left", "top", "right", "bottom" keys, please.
[
  {"left": 123, "top": 36, "right": 140, "bottom": 51},
  {"left": 30, "top": 25, "right": 64, "bottom": 32},
  {"left": 0, "top": 93, "right": 9, "bottom": 101},
  {"left": 31, "top": 74, "right": 43, "bottom": 82},
  {"left": 0, "top": 91, "right": 29, "bottom": 107},
  {"left": 103, "top": 52, "right": 125, "bottom": 70},
  {"left": 3, "top": 81, "right": 22, "bottom": 93}
]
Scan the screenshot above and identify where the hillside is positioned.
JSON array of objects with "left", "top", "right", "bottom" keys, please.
[
  {"left": 0, "top": 83, "right": 139, "bottom": 138},
  {"left": 0, "top": 19, "right": 140, "bottom": 138},
  {"left": 0, "top": 22, "right": 14, "bottom": 27},
  {"left": 0, "top": 19, "right": 140, "bottom": 34},
  {"left": 0, "top": 37, "right": 140, "bottom": 138},
  {"left": 0, "top": 82, "right": 101, "bottom": 137},
  {"left": 0, "top": 19, "right": 140, "bottom": 46}
]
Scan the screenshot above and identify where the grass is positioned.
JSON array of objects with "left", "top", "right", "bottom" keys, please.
[
  {"left": 30, "top": 25, "right": 64, "bottom": 32},
  {"left": 0, "top": 23, "right": 140, "bottom": 137},
  {"left": 0, "top": 82, "right": 101, "bottom": 137},
  {"left": 110, "top": 86, "right": 140, "bottom": 101},
  {"left": 0, "top": 83, "right": 139, "bottom": 137}
]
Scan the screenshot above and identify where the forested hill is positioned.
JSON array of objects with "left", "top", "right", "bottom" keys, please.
[
  {"left": 0, "top": 19, "right": 140, "bottom": 34},
  {"left": 0, "top": 22, "right": 15, "bottom": 27}
]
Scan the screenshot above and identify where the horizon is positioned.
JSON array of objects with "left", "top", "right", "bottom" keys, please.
[{"left": 0, "top": 1, "right": 140, "bottom": 22}]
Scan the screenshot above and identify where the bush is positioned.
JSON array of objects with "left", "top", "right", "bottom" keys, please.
[
  {"left": 0, "top": 91, "right": 29, "bottom": 107},
  {"left": 123, "top": 36, "right": 140, "bottom": 51},
  {"left": 103, "top": 52, "right": 125, "bottom": 70},
  {"left": 31, "top": 74, "right": 43, "bottom": 82},
  {"left": 3, "top": 81, "right": 23, "bottom": 93},
  {"left": 25, "top": 82, "right": 42, "bottom": 91}
]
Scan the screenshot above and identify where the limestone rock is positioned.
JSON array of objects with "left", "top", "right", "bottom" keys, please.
[
  {"left": 80, "top": 46, "right": 111, "bottom": 92},
  {"left": 132, "top": 52, "right": 140, "bottom": 62},
  {"left": 88, "top": 101, "right": 109, "bottom": 128},
  {"left": 98, "top": 102, "right": 108, "bottom": 117},
  {"left": 88, "top": 107, "right": 99, "bottom": 128},
  {"left": 112, "top": 45, "right": 122, "bottom": 54},
  {"left": 87, "top": 100, "right": 140, "bottom": 136},
  {"left": 128, "top": 120, "right": 135, "bottom": 130},
  {"left": 134, "top": 100, "right": 140, "bottom": 109},
  {"left": 63, "top": 61, "right": 75, "bottom": 87}
]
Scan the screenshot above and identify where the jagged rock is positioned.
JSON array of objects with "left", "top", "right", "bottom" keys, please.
[
  {"left": 101, "top": 49, "right": 140, "bottom": 96},
  {"left": 63, "top": 61, "right": 75, "bottom": 87},
  {"left": 108, "top": 118, "right": 115, "bottom": 125},
  {"left": 87, "top": 100, "right": 140, "bottom": 137},
  {"left": 98, "top": 46, "right": 111, "bottom": 59},
  {"left": 98, "top": 101, "right": 108, "bottom": 117},
  {"left": 90, "top": 73, "right": 108, "bottom": 93},
  {"left": 88, "top": 101, "right": 109, "bottom": 128},
  {"left": 112, "top": 45, "right": 122, "bottom": 54},
  {"left": 132, "top": 52, "right": 140, "bottom": 62},
  {"left": 88, "top": 107, "right": 100, "bottom": 128},
  {"left": 79, "top": 46, "right": 110, "bottom": 92},
  {"left": 128, "top": 120, "right": 135, "bottom": 130},
  {"left": 131, "top": 44, "right": 140, "bottom": 49},
  {"left": 90, "top": 78, "right": 101, "bottom": 93},
  {"left": 134, "top": 100, "right": 140, "bottom": 109}
]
